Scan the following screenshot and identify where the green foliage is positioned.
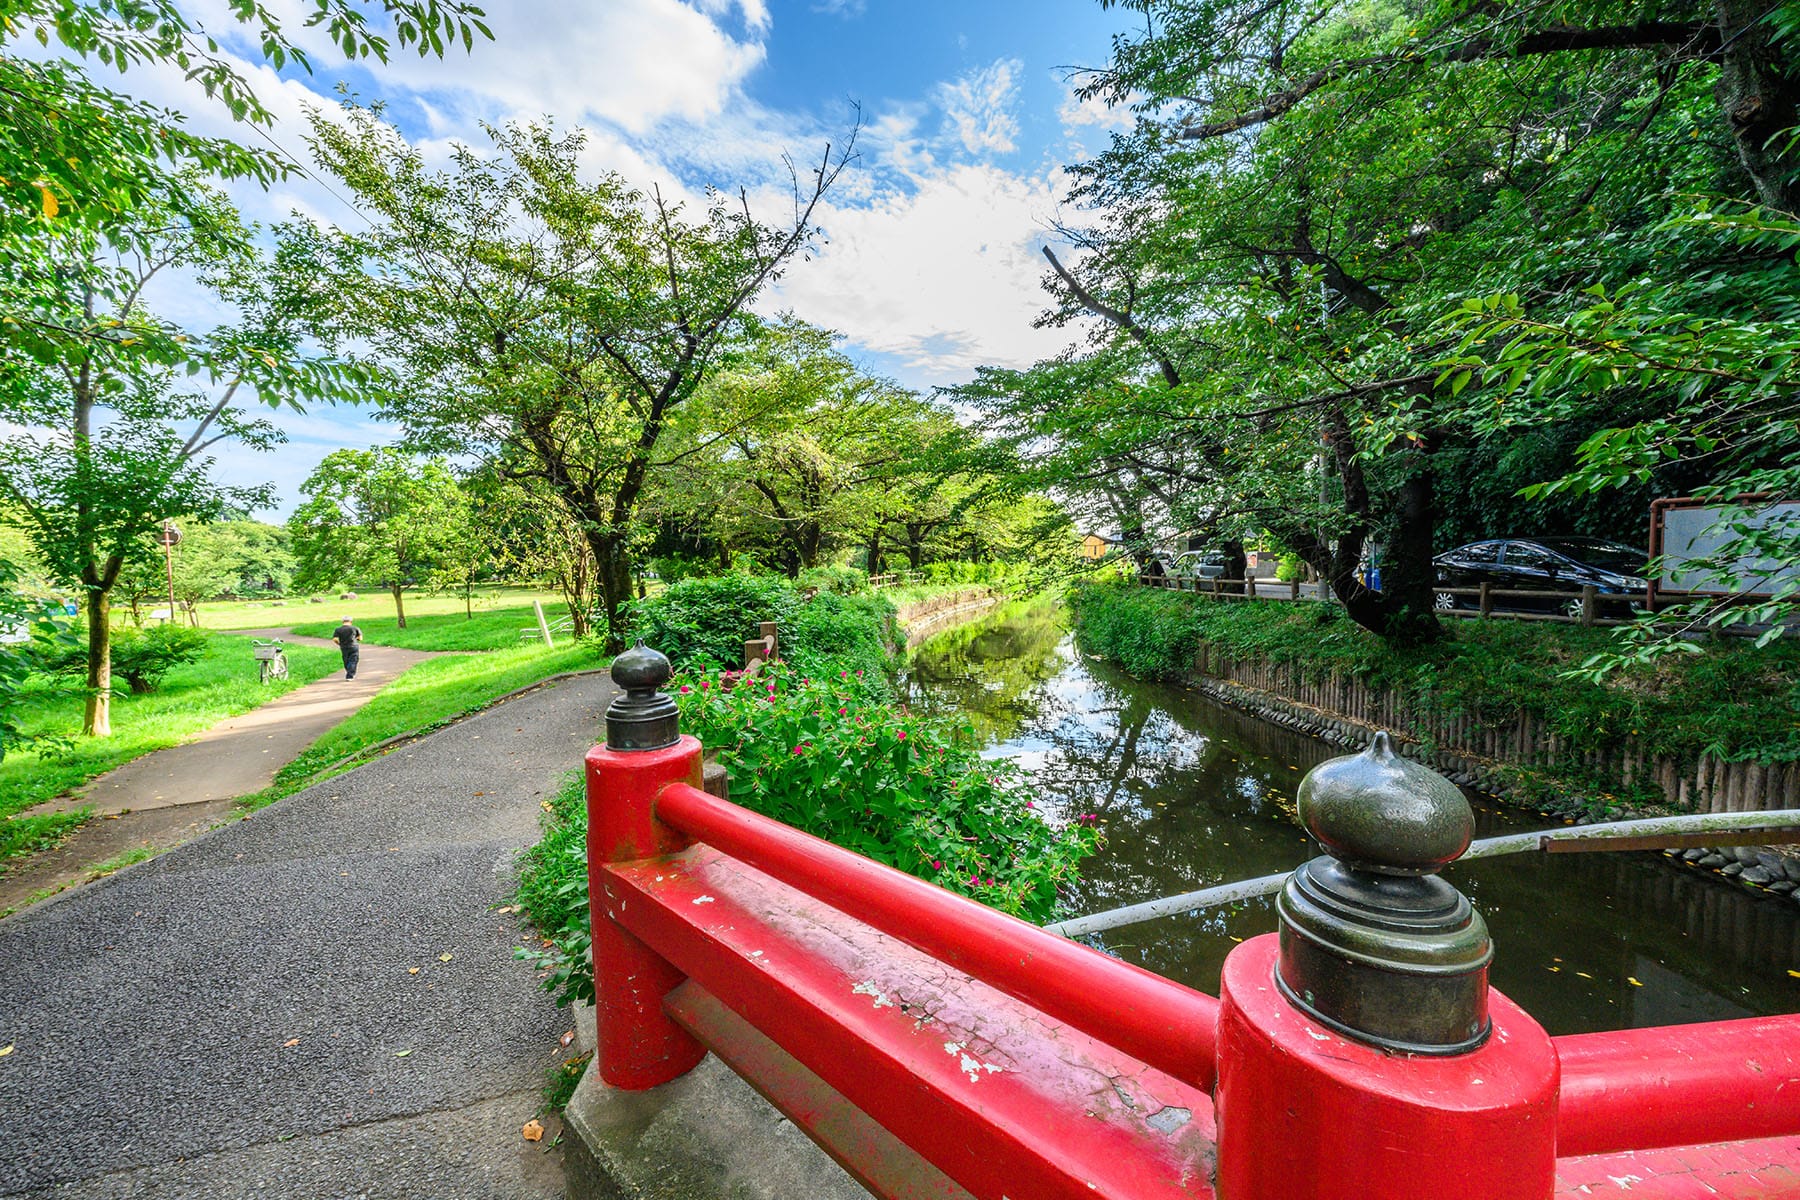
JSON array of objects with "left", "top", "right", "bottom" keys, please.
[
  {"left": 513, "top": 774, "right": 592, "bottom": 1008},
  {"left": 514, "top": 668, "right": 1104, "bottom": 1009},
  {"left": 109, "top": 624, "right": 207, "bottom": 694},
  {"left": 0, "top": 556, "right": 74, "bottom": 762},
  {"left": 795, "top": 564, "right": 868, "bottom": 594},
  {"left": 40, "top": 623, "right": 209, "bottom": 694},
  {"left": 780, "top": 591, "right": 896, "bottom": 685},
  {"left": 1068, "top": 583, "right": 1800, "bottom": 769},
  {"left": 679, "top": 665, "right": 1100, "bottom": 916},
  {"left": 628, "top": 574, "right": 799, "bottom": 672},
  {"left": 290, "top": 603, "right": 554, "bottom": 652}
]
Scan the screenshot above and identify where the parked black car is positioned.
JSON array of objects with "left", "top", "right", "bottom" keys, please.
[{"left": 1433, "top": 538, "right": 1649, "bottom": 615}]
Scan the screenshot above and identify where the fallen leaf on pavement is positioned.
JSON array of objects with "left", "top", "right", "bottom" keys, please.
[
  {"left": 0, "top": 1044, "right": 13, "bottom": 1057},
  {"left": 474, "top": 791, "right": 487, "bottom": 797},
  {"left": 494, "top": 904, "right": 518, "bottom": 915},
  {"left": 408, "top": 967, "right": 421, "bottom": 975},
  {"left": 522, "top": 1119, "right": 544, "bottom": 1142},
  {"left": 394, "top": 1050, "right": 413, "bottom": 1058},
  {"left": 283, "top": 1038, "right": 300, "bottom": 1047},
  {"left": 439, "top": 952, "right": 454, "bottom": 962},
  {"left": 559, "top": 1030, "right": 575, "bottom": 1048}
]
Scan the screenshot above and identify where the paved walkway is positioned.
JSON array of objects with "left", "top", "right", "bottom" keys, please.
[
  {"left": 0, "top": 673, "right": 613, "bottom": 1199},
  {"left": 0, "top": 632, "right": 436, "bottom": 915},
  {"left": 56, "top": 631, "right": 435, "bottom": 817}
]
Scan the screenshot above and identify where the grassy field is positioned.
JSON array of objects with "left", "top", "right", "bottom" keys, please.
[
  {"left": 0, "top": 633, "right": 341, "bottom": 866},
  {"left": 244, "top": 641, "right": 605, "bottom": 810},
  {"left": 289, "top": 602, "right": 569, "bottom": 651},
  {"left": 193, "top": 586, "right": 567, "bottom": 633}
]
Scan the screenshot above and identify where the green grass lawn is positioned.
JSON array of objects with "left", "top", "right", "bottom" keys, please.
[
  {"left": 194, "top": 586, "right": 567, "bottom": 633},
  {"left": 288, "top": 601, "right": 572, "bottom": 652},
  {"left": 0, "top": 633, "right": 341, "bottom": 867},
  {"left": 245, "top": 641, "right": 606, "bottom": 809}
]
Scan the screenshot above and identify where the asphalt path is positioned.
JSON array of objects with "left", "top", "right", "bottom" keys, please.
[{"left": 0, "top": 673, "right": 613, "bottom": 1199}]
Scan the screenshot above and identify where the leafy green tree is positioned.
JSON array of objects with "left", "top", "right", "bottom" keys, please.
[
  {"left": 0, "top": 190, "right": 342, "bottom": 735},
  {"left": 290, "top": 448, "right": 464, "bottom": 628},
  {"left": 291, "top": 108, "right": 853, "bottom": 650}
]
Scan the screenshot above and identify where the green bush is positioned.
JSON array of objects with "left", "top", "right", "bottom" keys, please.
[
  {"left": 796, "top": 564, "right": 868, "bottom": 595},
  {"left": 40, "top": 624, "right": 210, "bottom": 694},
  {"left": 514, "top": 666, "right": 1102, "bottom": 1008},
  {"left": 782, "top": 591, "right": 895, "bottom": 686},
  {"left": 650, "top": 553, "right": 721, "bottom": 585},
  {"left": 628, "top": 574, "right": 799, "bottom": 671},
  {"left": 629, "top": 573, "right": 897, "bottom": 691}
]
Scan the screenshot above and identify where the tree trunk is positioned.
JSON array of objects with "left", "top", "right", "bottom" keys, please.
[
  {"left": 1378, "top": 452, "right": 1443, "bottom": 645},
  {"left": 1222, "top": 538, "right": 1248, "bottom": 595},
  {"left": 591, "top": 534, "right": 634, "bottom": 654},
  {"left": 83, "top": 587, "right": 112, "bottom": 737},
  {"left": 465, "top": 575, "right": 473, "bottom": 619},
  {"left": 1716, "top": 0, "right": 1800, "bottom": 212},
  {"left": 906, "top": 523, "right": 924, "bottom": 570},
  {"left": 391, "top": 583, "right": 408, "bottom": 629},
  {"left": 867, "top": 526, "right": 884, "bottom": 576}
]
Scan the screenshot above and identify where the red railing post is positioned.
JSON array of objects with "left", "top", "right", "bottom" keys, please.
[
  {"left": 1213, "top": 733, "right": 1559, "bottom": 1198},
  {"left": 586, "top": 644, "right": 707, "bottom": 1089}
]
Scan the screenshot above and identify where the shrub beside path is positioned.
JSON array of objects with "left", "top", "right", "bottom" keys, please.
[{"left": 0, "top": 672, "right": 613, "bottom": 1199}]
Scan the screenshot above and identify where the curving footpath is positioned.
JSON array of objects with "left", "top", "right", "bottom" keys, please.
[{"left": 0, "top": 672, "right": 613, "bottom": 1199}]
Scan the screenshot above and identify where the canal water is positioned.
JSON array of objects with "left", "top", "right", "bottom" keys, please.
[{"left": 901, "top": 599, "right": 1800, "bottom": 1036}]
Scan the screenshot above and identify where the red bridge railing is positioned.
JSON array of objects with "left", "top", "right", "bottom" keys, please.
[{"left": 584, "top": 648, "right": 1800, "bottom": 1199}]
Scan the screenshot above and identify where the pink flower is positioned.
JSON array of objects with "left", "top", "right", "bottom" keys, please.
[
  {"left": 896, "top": 730, "right": 907, "bottom": 741},
  {"left": 839, "top": 670, "right": 849, "bottom": 678},
  {"left": 792, "top": 745, "right": 805, "bottom": 755},
  {"left": 678, "top": 685, "right": 691, "bottom": 694},
  {"left": 699, "top": 680, "right": 710, "bottom": 691},
  {"left": 854, "top": 670, "right": 863, "bottom": 677},
  {"left": 931, "top": 860, "right": 942, "bottom": 870},
  {"left": 838, "top": 707, "right": 847, "bottom": 716},
  {"left": 1024, "top": 800, "right": 1036, "bottom": 810}
]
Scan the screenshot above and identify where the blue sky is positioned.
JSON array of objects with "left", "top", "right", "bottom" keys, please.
[{"left": 124, "top": 0, "right": 1140, "bottom": 514}]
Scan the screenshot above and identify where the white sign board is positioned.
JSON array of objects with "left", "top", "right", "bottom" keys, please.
[{"left": 1652, "top": 498, "right": 1800, "bottom": 597}]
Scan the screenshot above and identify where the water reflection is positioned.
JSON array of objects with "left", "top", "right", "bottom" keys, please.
[{"left": 903, "top": 600, "right": 1800, "bottom": 1036}]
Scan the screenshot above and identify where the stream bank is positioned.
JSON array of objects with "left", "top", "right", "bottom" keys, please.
[{"left": 902, "top": 599, "right": 1800, "bottom": 1036}]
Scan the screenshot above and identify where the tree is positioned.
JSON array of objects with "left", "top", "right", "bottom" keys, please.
[
  {"left": 290, "top": 449, "right": 464, "bottom": 629},
  {"left": 0, "top": 188, "right": 352, "bottom": 735},
  {"left": 290, "top": 106, "right": 854, "bottom": 649}
]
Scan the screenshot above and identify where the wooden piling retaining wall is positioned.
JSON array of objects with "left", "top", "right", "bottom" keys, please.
[{"left": 1191, "top": 642, "right": 1799, "bottom": 816}]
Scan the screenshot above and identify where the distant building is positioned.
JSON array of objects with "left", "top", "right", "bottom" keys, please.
[{"left": 1080, "top": 533, "right": 1122, "bottom": 560}]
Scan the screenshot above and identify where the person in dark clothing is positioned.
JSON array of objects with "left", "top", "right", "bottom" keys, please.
[{"left": 332, "top": 617, "right": 362, "bottom": 679}]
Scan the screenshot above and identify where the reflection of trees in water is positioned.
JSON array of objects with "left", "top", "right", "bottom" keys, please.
[{"left": 907, "top": 601, "right": 1800, "bottom": 1034}]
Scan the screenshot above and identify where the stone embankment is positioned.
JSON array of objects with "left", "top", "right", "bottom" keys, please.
[
  {"left": 1181, "top": 650, "right": 1800, "bottom": 905},
  {"left": 892, "top": 587, "right": 1005, "bottom": 647}
]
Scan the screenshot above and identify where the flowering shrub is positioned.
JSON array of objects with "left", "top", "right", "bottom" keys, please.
[{"left": 677, "top": 663, "right": 1100, "bottom": 923}]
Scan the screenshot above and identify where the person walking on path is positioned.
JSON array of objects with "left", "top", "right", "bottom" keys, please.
[{"left": 332, "top": 616, "right": 363, "bottom": 679}]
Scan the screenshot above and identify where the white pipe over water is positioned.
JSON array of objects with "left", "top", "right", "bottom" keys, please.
[{"left": 1045, "top": 808, "right": 1800, "bottom": 940}]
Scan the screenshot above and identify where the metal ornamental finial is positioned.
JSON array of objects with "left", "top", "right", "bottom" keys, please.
[
  {"left": 1276, "top": 731, "right": 1493, "bottom": 1054},
  {"left": 605, "top": 641, "right": 680, "bottom": 751}
]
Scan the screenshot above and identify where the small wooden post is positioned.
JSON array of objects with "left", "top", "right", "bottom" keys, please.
[
  {"left": 1580, "top": 585, "right": 1598, "bottom": 627},
  {"left": 1290, "top": 578, "right": 1301, "bottom": 603},
  {"left": 533, "top": 599, "right": 554, "bottom": 647},
  {"left": 1479, "top": 583, "right": 1493, "bottom": 618}
]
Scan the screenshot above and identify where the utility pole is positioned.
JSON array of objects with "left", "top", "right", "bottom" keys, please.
[{"left": 159, "top": 521, "right": 182, "bottom": 624}]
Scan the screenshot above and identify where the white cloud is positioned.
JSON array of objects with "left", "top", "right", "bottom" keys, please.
[
  {"left": 769, "top": 163, "right": 1082, "bottom": 387},
  {"left": 1058, "top": 86, "right": 1135, "bottom": 134},
  {"left": 811, "top": 0, "right": 866, "bottom": 16},
  {"left": 366, "top": 0, "right": 767, "bottom": 135},
  {"left": 936, "top": 58, "right": 1023, "bottom": 157}
]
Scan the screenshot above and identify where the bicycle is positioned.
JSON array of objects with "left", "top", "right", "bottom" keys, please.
[{"left": 252, "top": 639, "right": 289, "bottom": 684}]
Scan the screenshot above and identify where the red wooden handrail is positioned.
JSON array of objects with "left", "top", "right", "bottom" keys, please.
[
  {"left": 1554, "top": 1014, "right": 1800, "bottom": 1156},
  {"left": 654, "top": 779, "right": 1222, "bottom": 1091}
]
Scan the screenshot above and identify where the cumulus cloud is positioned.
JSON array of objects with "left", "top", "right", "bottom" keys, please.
[
  {"left": 768, "top": 163, "right": 1082, "bottom": 387},
  {"left": 936, "top": 58, "right": 1023, "bottom": 157},
  {"left": 1057, "top": 86, "right": 1135, "bottom": 133}
]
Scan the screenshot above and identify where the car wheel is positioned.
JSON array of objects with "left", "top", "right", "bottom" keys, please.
[
  {"left": 1561, "top": 597, "right": 1584, "bottom": 620},
  {"left": 1434, "top": 590, "right": 1455, "bottom": 611}
]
